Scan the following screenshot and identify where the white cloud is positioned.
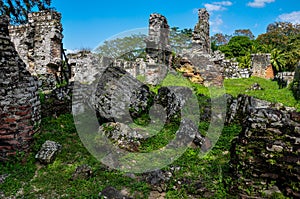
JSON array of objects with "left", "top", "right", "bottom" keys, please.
[
  {"left": 247, "top": 0, "right": 275, "bottom": 8},
  {"left": 210, "top": 15, "right": 224, "bottom": 33},
  {"left": 204, "top": 1, "right": 233, "bottom": 13},
  {"left": 204, "top": 4, "right": 225, "bottom": 12},
  {"left": 65, "top": 49, "right": 79, "bottom": 55},
  {"left": 213, "top": 1, "right": 233, "bottom": 6},
  {"left": 277, "top": 11, "right": 300, "bottom": 24}
]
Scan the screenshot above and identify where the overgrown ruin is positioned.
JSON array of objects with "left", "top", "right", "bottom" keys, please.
[
  {"left": 1, "top": 7, "right": 300, "bottom": 198},
  {"left": 8, "top": 10, "right": 63, "bottom": 90},
  {"left": 0, "top": 15, "right": 40, "bottom": 161}
]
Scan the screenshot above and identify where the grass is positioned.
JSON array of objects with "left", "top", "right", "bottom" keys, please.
[
  {"left": 0, "top": 73, "right": 298, "bottom": 198},
  {"left": 0, "top": 112, "right": 243, "bottom": 198},
  {"left": 156, "top": 73, "right": 300, "bottom": 111},
  {"left": 224, "top": 77, "right": 300, "bottom": 110}
]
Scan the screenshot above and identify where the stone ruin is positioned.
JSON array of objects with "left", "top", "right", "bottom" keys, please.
[
  {"left": 251, "top": 53, "right": 274, "bottom": 79},
  {"left": 8, "top": 10, "right": 64, "bottom": 90},
  {"left": 192, "top": 8, "right": 211, "bottom": 55},
  {"left": 145, "top": 13, "right": 171, "bottom": 85},
  {"left": 0, "top": 15, "right": 40, "bottom": 161},
  {"left": 226, "top": 94, "right": 300, "bottom": 198}
]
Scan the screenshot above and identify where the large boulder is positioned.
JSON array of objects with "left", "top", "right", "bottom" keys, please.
[{"left": 94, "top": 66, "right": 154, "bottom": 123}]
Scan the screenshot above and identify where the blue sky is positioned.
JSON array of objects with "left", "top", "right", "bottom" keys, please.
[{"left": 51, "top": 0, "right": 300, "bottom": 50}]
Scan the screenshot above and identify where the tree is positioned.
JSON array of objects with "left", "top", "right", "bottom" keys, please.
[
  {"left": 238, "top": 53, "right": 251, "bottom": 68},
  {"left": 95, "top": 34, "right": 147, "bottom": 60},
  {"left": 219, "top": 36, "right": 253, "bottom": 58},
  {"left": 234, "top": 29, "right": 255, "bottom": 40},
  {"left": 0, "top": 0, "right": 53, "bottom": 24},
  {"left": 211, "top": 33, "right": 230, "bottom": 46},
  {"left": 271, "top": 48, "right": 286, "bottom": 72},
  {"left": 169, "top": 27, "right": 193, "bottom": 54},
  {"left": 257, "top": 22, "right": 300, "bottom": 51}
]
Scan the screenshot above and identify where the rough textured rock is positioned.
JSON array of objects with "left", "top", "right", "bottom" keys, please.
[
  {"left": 275, "top": 71, "right": 295, "bottom": 88},
  {"left": 99, "top": 186, "right": 132, "bottom": 199},
  {"left": 291, "top": 62, "right": 300, "bottom": 100},
  {"left": 187, "top": 53, "right": 224, "bottom": 87},
  {"left": 219, "top": 58, "right": 251, "bottom": 79},
  {"left": 95, "top": 65, "right": 154, "bottom": 123},
  {"left": 0, "top": 174, "right": 9, "bottom": 184},
  {"left": 155, "top": 86, "right": 195, "bottom": 123},
  {"left": 98, "top": 122, "right": 144, "bottom": 152},
  {"left": 226, "top": 94, "right": 274, "bottom": 124},
  {"left": 251, "top": 54, "right": 274, "bottom": 79},
  {"left": 246, "top": 83, "right": 263, "bottom": 91},
  {"left": 145, "top": 13, "right": 170, "bottom": 85},
  {"left": 192, "top": 8, "right": 210, "bottom": 55},
  {"left": 228, "top": 95, "right": 300, "bottom": 198},
  {"left": 71, "top": 164, "right": 93, "bottom": 180},
  {"left": 0, "top": 15, "right": 41, "bottom": 161},
  {"left": 35, "top": 140, "right": 62, "bottom": 164},
  {"left": 8, "top": 11, "right": 63, "bottom": 89}
]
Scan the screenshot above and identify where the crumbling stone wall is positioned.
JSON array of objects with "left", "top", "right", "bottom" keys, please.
[
  {"left": 227, "top": 95, "right": 300, "bottom": 198},
  {"left": 192, "top": 8, "right": 210, "bottom": 55},
  {"left": 0, "top": 15, "right": 40, "bottom": 161},
  {"left": 145, "top": 13, "right": 171, "bottom": 85},
  {"left": 211, "top": 50, "right": 251, "bottom": 79},
  {"left": 251, "top": 53, "right": 274, "bottom": 79},
  {"left": 176, "top": 8, "right": 224, "bottom": 87},
  {"left": 8, "top": 10, "right": 63, "bottom": 89},
  {"left": 275, "top": 71, "right": 295, "bottom": 88}
]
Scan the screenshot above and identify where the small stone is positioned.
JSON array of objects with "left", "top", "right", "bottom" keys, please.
[
  {"left": 266, "top": 145, "right": 283, "bottom": 152},
  {"left": 263, "top": 185, "right": 282, "bottom": 197},
  {"left": 71, "top": 164, "right": 93, "bottom": 180},
  {"left": 35, "top": 140, "right": 62, "bottom": 164},
  {"left": 99, "top": 186, "right": 131, "bottom": 199}
]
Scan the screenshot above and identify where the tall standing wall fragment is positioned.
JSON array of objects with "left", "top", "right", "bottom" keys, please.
[
  {"left": 193, "top": 8, "right": 211, "bottom": 55},
  {"left": 0, "top": 15, "right": 41, "bottom": 161},
  {"left": 8, "top": 11, "right": 63, "bottom": 89}
]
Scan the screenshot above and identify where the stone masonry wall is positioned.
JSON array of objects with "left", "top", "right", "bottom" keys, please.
[
  {"left": 192, "top": 8, "right": 210, "bottom": 55},
  {"left": 145, "top": 13, "right": 171, "bottom": 85},
  {"left": 227, "top": 95, "right": 300, "bottom": 198},
  {"left": 8, "top": 11, "right": 63, "bottom": 89},
  {"left": 251, "top": 53, "right": 274, "bottom": 79},
  {"left": 0, "top": 15, "right": 41, "bottom": 161},
  {"left": 275, "top": 71, "right": 295, "bottom": 88}
]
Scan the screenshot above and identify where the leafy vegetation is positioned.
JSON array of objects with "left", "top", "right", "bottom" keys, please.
[
  {"left": 95, "top": 33, "right": 147, "bottom": 60},
  {"left": 0, "top": 113, "right": 243, "bottom": 198},
  {"left": 212, "top": 23, "right": 300, "bottom": 72},
  {"left": 1, "top": 73, "right": 299, "bottom": 198},
  {"left": 0, "top": 0, "right": 54, "bottom": 24}
]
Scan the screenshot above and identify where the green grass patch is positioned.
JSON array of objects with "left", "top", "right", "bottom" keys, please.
[
  {"left": 0, "top": 114, "right": 242, "bottom": 198},
  {"left": 224, "top": 76, "right": 300, "bottom": 110}
]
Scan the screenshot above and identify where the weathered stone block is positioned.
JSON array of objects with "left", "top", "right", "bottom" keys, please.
[{"left": 35, "top": 140, "right": 62, "bottom": 164}]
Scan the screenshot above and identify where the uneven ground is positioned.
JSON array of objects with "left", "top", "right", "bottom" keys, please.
[{"left": 0, "top": 76, "right": 298, "bottom": 198}]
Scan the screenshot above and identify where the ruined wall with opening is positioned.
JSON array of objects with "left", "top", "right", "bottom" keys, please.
[
  {"left": 8, "top": 11, "right": 63, "bottom": 89},
  {"left": 251, "top": 53, "right": 274, "bottom": 79},
  {"left": 0, "top": 15, "right": 40, "bottom": 161}
]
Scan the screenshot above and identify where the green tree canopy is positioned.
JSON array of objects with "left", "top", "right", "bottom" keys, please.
[
  {"left": 0, "top": 0, "right": 53, "bottom": 24},
  {"left": 169, "top": 27, "right": 193, "bottom": 54},
  {"left": 211, "top": 33, "right": 231, "bottom": 46},
  {"left": 95, "top": 34, "right": 147, "bottom": 60},
  {"left": 219, "top": 36, "right": 254, "bottom": 58},
  {"left": 234, "top": 29, "right": 255, "bottom": 40}
]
